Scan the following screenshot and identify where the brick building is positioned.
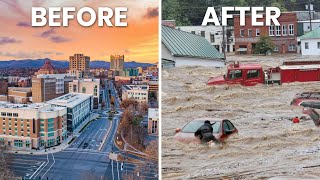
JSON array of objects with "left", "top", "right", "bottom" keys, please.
[{"left": 234, "top": 12, "right": 298, "bottom": 54}]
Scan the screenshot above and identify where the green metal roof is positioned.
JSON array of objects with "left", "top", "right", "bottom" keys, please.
[
  {"left": 162, "top": 25, "right": 224, "bottom": 59},
  {"left": 300, "top": 27, "right": 320, "bottom": 40}
]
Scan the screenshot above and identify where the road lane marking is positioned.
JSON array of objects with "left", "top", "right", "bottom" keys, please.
[
  {"left": 41, "top": 153, "right": 55, "bottom": 180},
  {"left": 111, "top": 159, "right": 115, "bottom": 180},
  {"left": 117, "top": 161, "right": 120, "bottom": 180},
  {"left": 29, "top": 160, "right": 46, "bottom": 179}
]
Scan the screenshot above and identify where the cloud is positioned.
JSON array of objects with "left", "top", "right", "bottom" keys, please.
[
  {"left": 56, "top": 52, "right": 64, "bottom": 55},
  {"left": 16, "top": 21, "right": 31, "bottom": 27},
  {"left": 0, "top": 37, "right": 21, "bottom": 45},
  {"left": 144, "top": 7, "right": 158, "bottom": 19},
  {"left": 50, "top": 36, "right": 71, "bottom": 43},
  {"left": 40, "top": 29, "right": 56, "bottom": 38},
  {"left": 0, "top": 51, "right": 41, "bottom": 59}
]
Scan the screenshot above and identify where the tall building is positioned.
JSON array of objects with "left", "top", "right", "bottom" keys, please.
[
  {"left": 68, "top": 79, "right": 100, "bottom": 109},
  {"left": 0, "top": 102, "right": 67, "bottom": 150},
  {"left": 35, "top": 60, "right": 56, "bottom": 75},
  {"left": 32, "top": 74, "right": 74, "bottom": 103},
  {"left": 47, "top": 93, "right": 93, "bottom": 132},
  {"left": 69, "top": 54, "right": 90, "bottom": 78},
  {"left": 8, "top": 87, "right": 32, "bottom": 104},
  {"left": 110, "top": 55, "right": 124, "bottom": 70}
]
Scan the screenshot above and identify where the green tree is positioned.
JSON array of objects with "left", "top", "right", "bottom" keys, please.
[{"left": 254, "top": 35, "right": 275, "bottom": 55}]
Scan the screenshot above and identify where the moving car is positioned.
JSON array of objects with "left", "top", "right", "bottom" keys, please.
[
  {"left": 174, "top": 118, "right": 238, "bottom": 143},
  {"left": 302, "top": 108, "right": 320, "bottom": 127},
  {"left": 291, "top": 92, "right": 320, "bottom": 109}
]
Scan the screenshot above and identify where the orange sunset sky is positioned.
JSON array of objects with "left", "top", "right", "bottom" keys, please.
[{"left": 0, "top": 0, "right": 159, "bottom": 63}]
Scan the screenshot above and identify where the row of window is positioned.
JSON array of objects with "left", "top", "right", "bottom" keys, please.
[
  {"left": 304, "top": 42, "right": 320, "bottom": 49},
  {"left": 239, "top": 25, "right": 295, "bottom": 37},
  {"left": 1, "top": 112, "right": 18, "bottom": 117}
]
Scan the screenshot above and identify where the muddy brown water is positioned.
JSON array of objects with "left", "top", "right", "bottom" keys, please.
[{"left": 162, "top": 55, "right": 320, "bottom": 179}]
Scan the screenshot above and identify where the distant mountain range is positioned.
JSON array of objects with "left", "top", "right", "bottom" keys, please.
[{"left": 0, "top": 58, "right": 156, "bottom": 69}]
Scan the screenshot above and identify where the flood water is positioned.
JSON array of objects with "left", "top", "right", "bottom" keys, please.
[{"left": 162, "top": 54, "right": 320, "bottom": 179}]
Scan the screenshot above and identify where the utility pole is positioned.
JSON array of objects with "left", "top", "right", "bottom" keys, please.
[
  {"left": 307, "top": 0, "right": 313, "bottom": 32},
  {"left": 217, "top": 6, "right": 227, "bottom": 60}
]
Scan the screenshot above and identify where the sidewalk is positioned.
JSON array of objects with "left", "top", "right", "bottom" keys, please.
[{"left": 9, "top": 112, "right": 100, "bottom": 155}]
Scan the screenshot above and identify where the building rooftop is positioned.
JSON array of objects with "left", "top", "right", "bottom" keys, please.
[
  {"left": 8, "top": 87, "right": 32, "bottom": 93},
  {"left": 0, "top": 102, "right": 65, "bottom": 112},
  {"left": 47, "top": 93, "right": 92, "bottom": 108},
  {"left": 122, "top": 85, "right": 149, "bottom": 91},
  {"left": 299, "top": 27, "right": 320, "bottom": 40},
  {"left": 39, "top": 60, "right": 55, "bottom": 71},
  {"left": 148, "top": 108, "right": 159, "bottom": 119},
  {"left": 37, "top": 74, "right": 73, "bottom": 79},
  {"left": 162, "top": 25, "right": 224, "bottom": 60}
]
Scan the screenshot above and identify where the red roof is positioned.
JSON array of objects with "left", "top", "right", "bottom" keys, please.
[
  {"left": 39, "top": 60, "right": 55, "bottom": 71},
  {"left": 228, "top": 63, "right": 262, "bottom": 70}
]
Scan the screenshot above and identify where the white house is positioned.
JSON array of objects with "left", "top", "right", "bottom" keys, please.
[{"left": 299, "top": 27, "right": 320, "bottom": 56}]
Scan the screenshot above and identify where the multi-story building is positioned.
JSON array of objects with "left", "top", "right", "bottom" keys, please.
[
  {"left": 69, "top": 54, "right": 90, "bottom": 78},
  {"left": 32, "top": 74, "right": 74, "bottom": 103},
  {"left": 0, "top": 103, "right": 67, "bottom": 150},
  {"left": 148, "top": 80, "right": 158, "bottom": 100},
  {"left": 0, "top": 79, "right": 8, "bottom": 95},
  {"left": 68, "top": 79, "right": 100, "bottom": 109},
  {"left": 234, "top": 12, "right": 298, "bottom": 54},
  {"left": 122, "top": 85, "right": 149, "bottom": 103},
  {"left": 147, "top": 108, "right": 158, "bottom": 135},
  {"left": 137, "top": 67, "right": 143, "bottom": 75},
  {"left": 35, "top": 60, "right": 56, "bottom": 75},
  {"left": 123, "top": 68, "right": 139, "bottom": 77},
  {"left": 177, "top": 26, "right": 235, "bottom": 53},
  {"left": 47, "top": 93, "right": 93, "bottom": 132},
  {"left": 110, "top": 55, "right": 124, "bottom": 71},
  {"left": 8, "top": 87, "right": 32, "bottom": 104}
]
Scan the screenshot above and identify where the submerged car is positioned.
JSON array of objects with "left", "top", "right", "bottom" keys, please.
[
  {"left": 291, "top": 92, "right": 320, "bottom": 109},
  {"left": 174, "top": 118, "right": 238, "bottom": 143},
  {"left": 302, "top": 108, "right": 320, "bottom": 127}
]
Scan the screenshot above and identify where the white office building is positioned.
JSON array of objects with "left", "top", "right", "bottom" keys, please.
[
  {"left": 69, "top": 79, "right": 100, "bottom": 109},
  {"left": 122, "top": 85, "right": 149, "bottom": 103},
  {"left": 47, "top": 93, "right": 93, "bottom": 132}
]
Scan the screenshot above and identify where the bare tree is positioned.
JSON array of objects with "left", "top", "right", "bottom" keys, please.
[{"left": 0, "top": 140, "right": 15, "bottom": 180}]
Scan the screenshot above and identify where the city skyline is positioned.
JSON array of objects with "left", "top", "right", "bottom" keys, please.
[{"left": 0, "top": 0, "right": 159, "bottom": 62}]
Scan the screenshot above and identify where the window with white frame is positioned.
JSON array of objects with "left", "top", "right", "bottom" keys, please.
[
  {"left": 318, "top": 42, "right": 320, "bottom": 49},
  {"left": 269, "top": 26, "right": 275, "bottom": 36},
  {"left": 274, "top": 46, "right": 279, "bottom": 52},
  {"left": 289, "top": 24, "right": 294, "bottom": 35},
  {"left": 240, "top": 29, "right": 244, "bottom": 37},
  {"left": 276, "top": 26, "right": 281, "bottom": 36},
  {"left": 248, "top": 29, "right": 252, "bottom": 37},
  {"left": 288, "top": 44, "right": 296, "bottom": 51},
  {"left": 282, "top": 25, "right": 287, "bottom": 36},
  {"left": 305, "top": 42, "right": 309, "bottom": 49},
  {"left": 256, "top": 29, "right": 260, "bottom": 36}
]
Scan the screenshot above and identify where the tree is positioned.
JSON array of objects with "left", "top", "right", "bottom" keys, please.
[
  {"left": 254, "top": 35, "right": 275, "bottom": 55},
  {"left": 0, "top": 141, "right": 15, "bottom": 180}
]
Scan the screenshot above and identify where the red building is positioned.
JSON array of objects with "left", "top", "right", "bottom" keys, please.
[{"left": 234, "top": 12, "right": 298, "bottom": 54}]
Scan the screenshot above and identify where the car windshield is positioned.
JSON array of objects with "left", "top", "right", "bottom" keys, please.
[{"left": 182, "top": 121, "right": 220, "bottom": 133}]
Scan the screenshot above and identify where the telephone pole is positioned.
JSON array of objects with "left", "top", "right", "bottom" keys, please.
[{"left": 307, "top": 0, "right": 313, "bottom": 32}]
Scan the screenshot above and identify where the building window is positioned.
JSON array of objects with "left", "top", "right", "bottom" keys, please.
[
  {"left": 82, "top": 87, "right": 86, "bottom": 93},
  {"left": 240, "top": 29, "right": 244, "bottom": 37},
  {"left": 256, "top": 29, "right": 260, "bottom": 36},
  {"left": 305, "top": 42, "right": 309, "bottom": 49},
  {"left": 289, "top": 24, "right": 294, "bottom": 35},
  {"left": 288, "top": 44, "right": 296, "bottom": 51},
  {"left": 269, "top": 26, "right": 275, "bottom": 36},
  {"left": 318, "top": 42, "right": 320, "bottom": 49},
  {"left": 1, "top": 112, "right": 6, "bottom": 116},
  {"left": 276, "top": 26, "right": 281, "bottom": 36},
  {"left": 191, "top": 31, "right": 195, "bottom": 34},
  {"left": 210, "top": 34, "right": 215, "bottom": 43},
  {"left": 282, "top": 25, "right": 287, "bottom": 36},
  {"left": 200, "top": 31, "right": 205, "bottom": 37},
  {"left": 248, "top": 29, "right": 252, "bottom": 37}
]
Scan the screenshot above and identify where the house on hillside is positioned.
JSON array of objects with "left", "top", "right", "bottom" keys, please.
[
  {"left": 161, "top": 25, "right": 225, "bottom": 68},
  {"left": 299, "top": 27, "right": 320, "bottom": 55}
]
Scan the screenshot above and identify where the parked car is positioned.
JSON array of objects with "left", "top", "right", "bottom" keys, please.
[
  {"left": 291, "top": 92, "right": 320, "bottom": 109},
  {"left": 302, "top": 108, "right": 320, "bottom": 127},
  {"left": 174, "top": 118, "right": 238, "bottom": 143}
]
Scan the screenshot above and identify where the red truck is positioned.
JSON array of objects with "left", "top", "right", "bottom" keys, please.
[{"left": 207, "top": 62, "right": 320, "bottom": 86}]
